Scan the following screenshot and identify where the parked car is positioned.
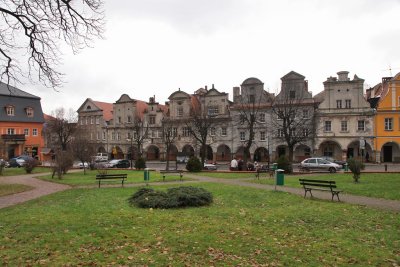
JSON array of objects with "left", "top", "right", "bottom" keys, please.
[
  {"left": 105, "top": 159, "right": 130, "bottom": 168},
  {"left": 321, "top": 156, "right": 346, "bottom": 168},
  {"left": 176, "top": 153, "right": 189, "bottom": 163},
  {"left": 203, "top": 163, "right": 217, "bottom": 170},
  {"left": 300, "top": 158, "right": 341, "bottom": 173},
  {"left": 74, "top": 161, "right": 89, "bottom": 168},
  {"left": 8, "top": 155, "right": 34, "bottom": 167}
]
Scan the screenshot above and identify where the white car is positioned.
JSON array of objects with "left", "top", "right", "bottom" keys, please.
[
  {"left": 204, "top": 163, "right": 217, "bottom": 170},
  {"left": 300, "top": 158, "right": 341, "bottom": 173}
]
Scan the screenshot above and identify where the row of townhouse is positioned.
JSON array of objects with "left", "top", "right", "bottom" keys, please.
[{"left": 77, "top": 70, "right": 400, "bottom": 163}]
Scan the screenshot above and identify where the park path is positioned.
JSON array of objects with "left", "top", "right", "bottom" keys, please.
[
  {"left": 0, "top": 173, "right": 71, "bottom": 209},
  {"left": 1, "top": 172, "right": 399, "bottom": 212}
]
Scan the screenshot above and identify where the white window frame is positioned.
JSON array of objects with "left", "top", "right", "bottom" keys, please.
[
  {"left": 96, "top": 117, "right": 100, "bottom": 125},
  {"left": 260, "top": 131, "right": 266, "bottom": 141},
  {"left": 7, "top": 128, "right": 15, "bottom": 135},
  {"left": 177, "top": 107, "right": 183, "bottom": 117},
  {"left": 259, "top": 113, "right": 266, "bottom": 123},
  {"left": 6, "top": 106, "right": 15, "bottom": 116},
  {"left": 240, "top": 131, "right": 245, "bottom": 141},
  {"left": 221, "top": 127, "right": 227, "bottom": 136},
  {"left": 357, "top": 120, "right": 365, "bottom": 131},
  {"left": 325, "top": 121, "right": 332, "bottom": 132},
  {"left": 32, "top": 128, "right": 38, "bottom": 136},
  {"left": 341, "top": 121, "right": 348, "bottom": 132},
  {"left": 385, "top": 118, "right": 393, "bottom": 131},
  {"left": 26, "top": 107, "right": 34, "bottom": 117},
  {"left": 210, "top": 127, "right": 216, "bottom": 136},
  {"left": 345, "top": 99, "right": 351, "bottom": 108},
  {"left": 24, "top": 128, "right": 29, "bottom": 136}
]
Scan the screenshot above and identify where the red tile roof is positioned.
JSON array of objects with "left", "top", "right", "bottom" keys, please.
[{"left": 93, "top": 101, "right": 113, "bottom": 121}]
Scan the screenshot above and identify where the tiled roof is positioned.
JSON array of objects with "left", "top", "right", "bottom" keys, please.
[
  {"left": 0, "top": 82, "right": 40, "bottom": 99},
  {"left": 93, "top": 101, "right": 113, "bottom": 121}
]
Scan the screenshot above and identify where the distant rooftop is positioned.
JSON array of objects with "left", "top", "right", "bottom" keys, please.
[{"left": 0, "top": 82, "right": 40, "bottom": 99}]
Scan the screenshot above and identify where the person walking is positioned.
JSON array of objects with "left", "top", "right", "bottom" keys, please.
[{"left": 230, "top": 157, "right": 238, "bottom": 171}]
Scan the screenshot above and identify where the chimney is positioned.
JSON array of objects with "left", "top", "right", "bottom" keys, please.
[
  {"left": 233, "top": 86, "right": 240, "bottom": 98},
  {"left": 205, "top": 85, "right": 207, "bottom": 90},
  {"left": 304, "top": 80, "right": 308, "bottom": 91},
  {"left": 337, "top": 71, "right": 350, "bottom": 81}
]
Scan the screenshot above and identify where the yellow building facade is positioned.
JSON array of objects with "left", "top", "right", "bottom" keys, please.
[{"left": 369, "top": 73, "right": 400, "bottom": 162}]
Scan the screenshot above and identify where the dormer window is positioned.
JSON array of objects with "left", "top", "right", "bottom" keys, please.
[
  {"left": 26, "top": 107, "right": 34, "bottom": 117},
  {"left": 5, "top": 105, "right": 15, "bottom": 116},
  {"left": 86, "top": 105, "right": 92, "bottom": 110}
]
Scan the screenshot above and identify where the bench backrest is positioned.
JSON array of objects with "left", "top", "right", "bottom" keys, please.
[
  {"left": 299, "top": 179, "right": 337, "bottom": 188},
  {"left": 96, "top": 174, "right": 127, "bottom": 179}
]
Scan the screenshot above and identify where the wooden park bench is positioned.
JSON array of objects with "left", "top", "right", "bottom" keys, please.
[
  {"left": 159, "top": 170, "right": 183, "bottom": 182},
  {"left": 96, "top": 173, "right": 127, "bottom": 188},
  {"left": 299, "top": 178, "right": 342, "bottom": 201}
]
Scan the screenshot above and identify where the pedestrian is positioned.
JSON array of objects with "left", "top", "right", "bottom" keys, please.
[{"left": 230, "top": 157, "right": 238, "bottom": 171}]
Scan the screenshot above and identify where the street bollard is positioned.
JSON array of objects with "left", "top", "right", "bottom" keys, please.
[{"left": 384, "top": 164, "right": 387, "bottom": 172}]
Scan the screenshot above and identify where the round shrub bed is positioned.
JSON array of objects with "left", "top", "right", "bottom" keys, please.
[{"left": 128, "top": 186, "right": 213, "bottom": 209}]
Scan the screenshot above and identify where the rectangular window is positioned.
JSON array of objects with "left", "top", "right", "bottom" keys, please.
[
  {"left": 341, "top": 121, "right": 348, "bottom": 132},
  {"left": 357, "top": 120, "right": 365, "bottom": 131},
  {"left": 221, "top": 127, "right": 227, "bottom": 136},
  {"left": 151, "top": 130, "right": 156, "bottom": 138},
  {"left": 210, "top": 127, "right": 216, "bottom": 136},
  {"left": 240, "top": 114, "right": 246, "bottom": 124},
  {"left": 345, "top": 99, "right": 351, "bottom": 108},
  {"left": 336, "top": 100, "right": 342, "bottom": 109},
  {"left": 260, "top": 131, "right": 266, "bottom": 141},
  {"left": 32, "top": 129, "right": 38, "bottom": 136},
  {"left": 90, "top": 117, "right": 94, "bottom": 124},
  {"left": 259, "top": 113, "right": 266, "bottom": 122},
  {"left": 24, "top": 128, "right": 29, "bottom": 136},
  {"left": 26, "top": 108, "right": 34, "bottom": 117},
  {"left": 208, "top": 106, "right": 219, "bottom": 116},
  {"left": 303, "top": 109, "right": 309, "bottom": 118},
  {"left": 182, "top": 127, "right": 191, "bottom": 137},
  {"left": 96, "top": 132, "right": 100, "bottom": 140},
  {"left": 118, "top": 117, "right": 121, "bottom": 124},
  {"left": 85, "top": 117, "right": 88, "bottom": 125},
  {"left": 289, "top": 91, "right": 296, "bottom": 99},
  {"left": 7, "top": 128, "right": 15, "bottom": 135},
  {"left": 6, "top": 106, "right": 15, "bottom": 116},
  {"left": 278, "top": 129, "right": 284, "bottom": 137},
  {"left": 111, "top": 132, "right": 115, "bottom": 140},
  {"left": 177, "top": 107, "right": 183, "bottom": 117},
  {"left": 240, "top": 131, "right": 245, "bottom": 141},
  {"left": 103, "top": 132, "right": 106, "bottom": 140},
  {"left": 96, "top": 117, "right": 99, "bottom": 125},
  {"left": 80, "top": 118, "right": 84, "bottom": 125},
  {"left": 127, "top": 116, "right": 131, "bottom": 123},
  {"left": 172, "top": 127, "right": 177, "bottom": 137},
  {"left": 302, "top": 128, "right": 309, "bottom": 137},
  {"left": 149, "top": 115, "right": 156, "bottom": 125},
  {"left": 117, "top": 132, "right": 121, "bottom": 140},
  {"left": 385, "top": 118, "right": 393, "bottom": 131},
  {"left": 324, "top": 121, "right": 332, "bottom": 132},
  {"left": 249, "top": 95, "right": 255, "bottom": 103},
  {"left": 290, "top": 128, "right": 296, "bottom": 136}
]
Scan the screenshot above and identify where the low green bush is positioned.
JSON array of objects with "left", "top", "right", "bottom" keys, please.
[
  {"left": 24, "top": 158, "right": 40, "bottom": 174},
  {"left": 128, "top": 186, "right": 213, "bottom": 209},
  {"left": 186, "top": 156, "right": 202, "bottom": 172}
]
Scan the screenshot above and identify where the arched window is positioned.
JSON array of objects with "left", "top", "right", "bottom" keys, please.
[{"left": 5, "top": 105, "right": 15, "bottom": 116}]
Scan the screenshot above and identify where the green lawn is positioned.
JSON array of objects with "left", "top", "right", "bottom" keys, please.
[
  {"left": 1, "top": 167, "right": 51, "bottom": 176},
  {"left": 38, "top": 169, "right": 191, "bottom": 186},
  {"left": 196, "top": 171, "right": 256, "bottom": 179},
  {"left": 0, "top": 184, "right": 399, "bottom": 266},
  {"left": 250, "top": 173, "right": 400, "bottom": 200},
  {"left": 0, "top": 184, "right": 34, "bottom": 196}
]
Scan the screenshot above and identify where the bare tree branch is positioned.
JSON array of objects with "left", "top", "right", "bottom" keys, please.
[{"left": 0, "top": 0, "right": 104, "bottom": 89}]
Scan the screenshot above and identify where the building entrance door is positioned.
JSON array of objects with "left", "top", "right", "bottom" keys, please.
[{"left": 383, "top": 146, "right": 393, "bottom": 162}]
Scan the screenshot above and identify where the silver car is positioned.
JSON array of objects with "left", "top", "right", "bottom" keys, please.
[{"left": 300, "top": 158, "right": 341, "bottom": 173}]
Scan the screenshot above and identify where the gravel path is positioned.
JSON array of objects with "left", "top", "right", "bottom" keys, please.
[
  {"left": 1, "top": 172, "right": 399, "bottom": 212},
  {"left": 0, "top": 173, "right": 71, "bottom": 209}
]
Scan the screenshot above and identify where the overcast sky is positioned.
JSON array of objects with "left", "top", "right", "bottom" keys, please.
[{"left": 26, "top": 0, "right": 400, "bottom": 115}]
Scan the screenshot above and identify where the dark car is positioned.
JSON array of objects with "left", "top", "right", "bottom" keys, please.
[
  {"left": 321, "top": 156, "right": 346, "bottom": 168},
  {"left": 105, "top": 159, "right": 130, "bottom": 168},
  {"left": 8, "top": 155, "right": 34, "bottom": 167}
]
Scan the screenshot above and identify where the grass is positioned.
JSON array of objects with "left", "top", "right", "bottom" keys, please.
[
  {"left": 1, "top": 167, "right": 51, "bottom": 176},
  {"left": 250, "top": 173, "right": 400, "bottom": 200},
  {"left": 0, "top": 184, "right": 34, "bottom": 196},
  {"left": 195, "top": 171, "right": 256, "bottom": 179},
  {"left": 37, "top": 169, "right": 191, "bottom": 186},
  {"left": 0, "top": 183, "right": 399, "bottom": 266}
]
